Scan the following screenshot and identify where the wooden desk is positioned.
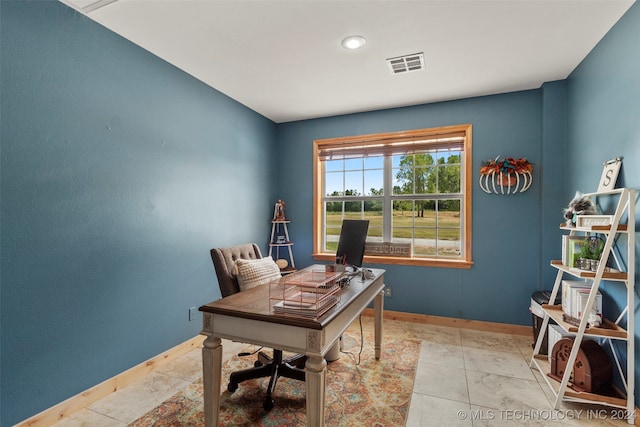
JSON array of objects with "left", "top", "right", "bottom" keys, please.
[{"left": 199, "top": 265, "right": 385, "bottom": 427}]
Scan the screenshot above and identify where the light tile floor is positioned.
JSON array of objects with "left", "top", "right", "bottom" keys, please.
[{"left": 52, "top": 317, "right": 632, "bottom": 427}]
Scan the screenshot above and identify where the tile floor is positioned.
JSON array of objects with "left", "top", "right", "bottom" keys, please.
[{"left": 52, "top": 317, "right": 632, "bottom": 427}]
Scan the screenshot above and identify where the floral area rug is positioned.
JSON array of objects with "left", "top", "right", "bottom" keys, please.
[{"left": 131, "top": 324, "right": 419, "bottom": 427}]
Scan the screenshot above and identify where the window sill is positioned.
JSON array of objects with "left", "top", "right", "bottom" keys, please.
[{"left": 312, "top": 253, "right": 474, "bottom": 269}]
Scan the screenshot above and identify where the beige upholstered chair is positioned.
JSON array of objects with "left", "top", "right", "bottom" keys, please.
[{"left": 209, "top": 243, "right": 305, "bottom": 410}]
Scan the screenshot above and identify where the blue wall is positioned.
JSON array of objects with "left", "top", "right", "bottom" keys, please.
[
  {"left": 277, "top": 90, "right": 550, "bottom": 325},
  {"left": 565, "top": 1, "right": 640, "bottom": 410},
  {"left": 1, "top": 2, "right": 277, "bottom": 424}
]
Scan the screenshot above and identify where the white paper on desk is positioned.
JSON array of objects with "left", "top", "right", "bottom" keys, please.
[
  {"left": 273, "top": 292, "right": 338, "bottom": 315},
  {"left": 282, "top": 300, "right": 313, "bottom": 309}
]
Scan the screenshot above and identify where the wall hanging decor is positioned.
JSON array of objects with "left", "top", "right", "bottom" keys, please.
[{"left": 479, "top": 156, "right": 533, "bottom": 194}]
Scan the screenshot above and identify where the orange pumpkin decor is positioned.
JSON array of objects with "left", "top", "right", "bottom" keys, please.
[{"left": 479, "top": 156, "right": 533, "bottom": 194}]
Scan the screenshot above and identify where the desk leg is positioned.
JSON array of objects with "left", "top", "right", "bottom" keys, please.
[
  {"left": 374, "top": 289, "right": 384, "bottom": 360},
  {"left": 305, "top": 355, "right": 327, "bottom": 427},
  {"left": 202, "top": 335, "right": 222, "bottom": 427}
]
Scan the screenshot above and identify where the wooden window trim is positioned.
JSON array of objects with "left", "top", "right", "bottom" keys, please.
[{"left": 312, "top": 124, "right": 473, "bottom": 269}]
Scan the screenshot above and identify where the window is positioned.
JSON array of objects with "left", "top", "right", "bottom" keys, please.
[{"left": 313, "top": 124, "right": 473, "bottom": 268}]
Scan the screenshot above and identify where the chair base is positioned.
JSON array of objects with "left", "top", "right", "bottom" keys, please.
[{"left": 228, "top": 349, "right": 306, "bottom": 411}]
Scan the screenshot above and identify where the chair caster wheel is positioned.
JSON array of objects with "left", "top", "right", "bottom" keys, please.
[
  {"left": 263, "top": 397, "right": 274, "bottom": 411},
  {"left": 254, "top": 361, "right": 263, "bottom": 367},
  {"left": 227, "top": 382, "right": 238, "bottom": 393}
]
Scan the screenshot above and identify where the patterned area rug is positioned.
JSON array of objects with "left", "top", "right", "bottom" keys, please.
[{"left": 131, "top": 324, "right": 419, "bottom": 426}]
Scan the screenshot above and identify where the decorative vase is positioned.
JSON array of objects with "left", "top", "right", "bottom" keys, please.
[{"left": 579, "top": 258, "right": 591, "bottom": 270}]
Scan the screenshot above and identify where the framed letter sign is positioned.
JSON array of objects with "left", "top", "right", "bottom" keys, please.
[{"left": 597, "top": 157, "right": 622, "bottom": 192}]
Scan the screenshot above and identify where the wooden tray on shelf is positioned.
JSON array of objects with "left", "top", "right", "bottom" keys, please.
[
  {"left": 541, "top": 304, "right": 627, "bottom": 339},
  {"left": 560, "top": 224, "right": 628, "bottom": 232},
  {"left": 550, "top": 260, "right": 627, "bottom": 281}
]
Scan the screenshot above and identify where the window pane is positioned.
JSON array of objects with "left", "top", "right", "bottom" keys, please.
[
  {"left": 414, "top": 201, "right": 436, "bottom": 224},
  {"left": 364, "top": 200, "right": 382, "bottom": 242},
  {"left": 437, "top": 200, "right": 461, "bottom": 257},
  {"left": 393, "top": 154, "right": 413, "bottom": 194},
  {"left": 344, "top": 158, "right": 363, "bottom": 171},
  {"left": 344, "top": 200, "right": 362, "bottom": 217},
  {"left": 392, "top": 200, "right": 413, "bottom": 248},
  {"left": 393, "top": 154, "right": 413, "bottom": 167},
  {"left": 414, "top": 228, "right": 437, "bottom": 256},
  {"left": 364, "top": 156, "right": 384, "bottom": 169},
  {"left": 344, "top": 171, "right": 363, "bottom": 195},
  {"left": 324, "top": 202, "right": 342, "bottom": 252},
  {"left": 325, "top": 171, "right": 343, "bottom": 196},
  {"left": 392, "top": 172, "right": 409, "bottom": 194},
  {"left": 414, "top": 204, "right": 435, "bottom": 255},
  {"left": 392, "top": 199, "right": 412, "bottom": 217},
  {"left": 325, "top": 159, "right": 343, "bottom": 172},
  {"left": 325, "top": 200, "right": 343, "bottom": 214},
  {"left": 415, "top": 165, "right": 434, "bottom": 195},
  {"left": 437, "top": 164, "right": 461, "bottom": 193},
  {"left": 437, "top": 231, "right": 461, "bottom": 257},
  {"left": 414, "top": 199, "right": 436, "bottom": 256},
  {"left": 392, "top": 227, "right": 412, "bottom": 243},
  {"left": 437, "top": 200, "right": 461, "bottom": 228},
  {"left": 437, "top": 150, "right": 461, "bottom": 164},
  {"left": 415, "top": 153, "right": 435, "bottom": 195},
  {"left": 414, "top": 153, "right": 436, "bottom": 167},
  {"left": 364, "top": 169, "right": 384, "bottom": 196},
  {"left": 393, "top": 153, "right": 437, "bottom": 195}
]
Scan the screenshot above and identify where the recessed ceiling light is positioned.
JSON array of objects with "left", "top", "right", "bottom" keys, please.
[{"left": 341, "top": 35, "right": 367, "bottom": 50}]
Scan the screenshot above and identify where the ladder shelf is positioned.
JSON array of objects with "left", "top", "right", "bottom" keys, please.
[
  {"left": 268, "top": 220, "right": 296, "bottom": 274},
  {"left": 530, "top": 188, "right": 635, "bottom": 424}
]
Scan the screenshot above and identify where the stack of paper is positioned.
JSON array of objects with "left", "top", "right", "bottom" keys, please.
[{"left": 273, "top": 291, "right": 339, "bottom": 318}]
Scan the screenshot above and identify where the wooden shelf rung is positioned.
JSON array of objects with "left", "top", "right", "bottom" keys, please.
[{"left": 541, "top": 304, "right": 628, "bottom": 339}]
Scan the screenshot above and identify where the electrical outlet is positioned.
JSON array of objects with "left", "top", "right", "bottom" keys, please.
[
  {"left": 188, "top": 306, "right": 197, "bottom": 322},
  {"left": 384, "top": 286, "right": 392, "bottom": 297}
]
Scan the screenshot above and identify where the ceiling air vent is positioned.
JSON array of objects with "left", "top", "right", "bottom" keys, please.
[{"left": 386, "top": 53, "right": 425, "bottom": 75}]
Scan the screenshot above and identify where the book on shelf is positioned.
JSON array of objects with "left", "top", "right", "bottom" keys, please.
[
  {"left": 576, "top": 290, "right": 602, "bottom": 319},
  {"left": 561, "top": 280, "right": 602, "bottom": 320}
]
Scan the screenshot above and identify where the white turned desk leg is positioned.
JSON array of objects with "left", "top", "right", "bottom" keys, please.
[
  {"left": 374, "top": 289, "right": 384, "bottom": 360},
  {"left": 305, "top": 354, "right": 327, "bottom": 427},
  {"left": 202, "top": 335, "right": 222, "bottom": 427}
]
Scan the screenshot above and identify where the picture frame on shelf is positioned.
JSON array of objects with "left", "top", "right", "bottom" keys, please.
[
  {"left": 575, "top": 215, "right": 613, "bottom": 228},
  {"left": 562, "top": 235, "right": 586, "bottom": 268},
  {"left": 597, "top": 157, "right": 622, "bottom": 192}
]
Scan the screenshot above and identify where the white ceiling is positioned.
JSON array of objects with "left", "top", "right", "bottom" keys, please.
[{"left": 62, "top": 0, "right": 635, "bottom": 123}]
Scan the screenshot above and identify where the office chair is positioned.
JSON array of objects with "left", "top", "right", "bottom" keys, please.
[{"left": 210, "top": 243, "right": 305, "bottom": 410}]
